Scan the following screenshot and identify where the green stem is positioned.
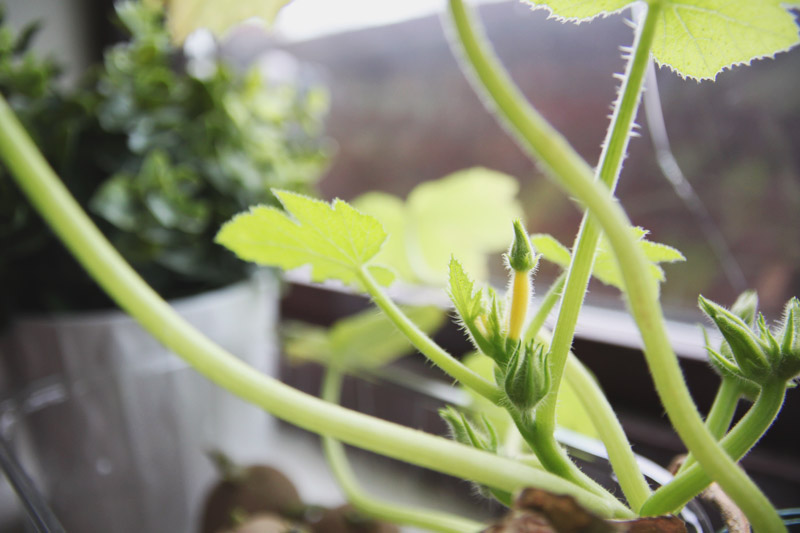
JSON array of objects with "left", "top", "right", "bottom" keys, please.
[
  {"left": 357, "top": 268, "right": 503, "bottom": 405},
  {"left": 321, "top": 368, "right": 485, "bottom": 533},
  {"left": 704, "top": 378, "right": 743, "bottom": 440},
  {"left": 642, "top": 381, "right": 785, "bottom": 516},
  {"left": 523, "top": 272, "right": 566, "bottom": 343},
  {"left": 538, "top": 0, "right": 659, "bottom": 445},
  {"left": 0, "top": 94, "right": 634, "bottom": 520},
  {"left": 678, "top": 377, "right": 742, "bottom": 474},
  {"left": 564, "top": 355, "right": 652, "bottom": 511},
  {"left": 509, "top": 410, "right": 619, "bottom": 505},
  {"left": 534, "top": 327, "right": 651, "bottom": 511},
  {"left": 446, "top": 1, "right": 784, "bottom": 530}
]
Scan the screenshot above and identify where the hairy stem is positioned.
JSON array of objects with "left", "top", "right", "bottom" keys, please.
[
  {"left": 642, "top": 381, "right": 785, "bottom": 516},
  {"left": 357, "top": 268, "right": 503, "bottom": 404},
  {"left": 445, "top": 1, "right": 784, "bottom": 530},
  {"left": 0, "top": 94, "right": 634, "bottom": 520},
  {"left": 321, "top": 368, "right": 485, "bottom": 533},
  {"left": 678, "top": 377, "right": 742, "bottom": 474},
  {"left": 566, "top": 355, "right": 652, "bottom": 511},
  {"left": 538, "top": 0, "right": 659, "bottom": 446},
  {"left": 509, "top": 410, "right": 621, "bottom": 505},
  {"left": 534, "top": 326, "right": 651, "bottom": 511}
]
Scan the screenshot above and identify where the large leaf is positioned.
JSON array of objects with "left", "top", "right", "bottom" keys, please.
[
  {"left": 350, "top": 193, "right": 416, "bottom": 282},
  {"left": 146, "top": 0, "right": 292, "bottom": 43},
  {"left": 525, "top": 0, "right": 800, "bottom": 80},
  {"left": 354, "top": 167, "right": 523, "bottom": 285},
  {"left": 216, "top": 190, "right": 393, "bottom": 290},
  {"left": 284, "top": 306, "right": 445, "bottom": 370}
]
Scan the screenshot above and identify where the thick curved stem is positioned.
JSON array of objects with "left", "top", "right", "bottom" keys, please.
[
  {"left": 678, "top": 377, "right": 742, "bottom": 474},
  {"left": 525, "top": 278, "right": 651, "bottom": 511},
  {"left": 534, "top": 327, "right": 651, "bottom": 512},
  {"left": 538, "top": 0, "right": 659, "bottom": 446},
  {"left": 509, "top": 410, "right": 619, "bottom": 504},
  {"left": 563, "top": 355, "right": 652, "bottom": 511},
  {"left": 321, "top": 368, "right": 485, "bottom": 533},
  {"left": 641, "top": 381, "right": 786, "bottom": 516},
  {"left": 445, "top": 1, "right": 784, "bottom": 530},
  {"left": 0, "top": 94, "right": 635, "bottom": 520}
]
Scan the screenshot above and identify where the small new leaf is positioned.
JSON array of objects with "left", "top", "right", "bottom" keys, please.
[
  {"left": 355, "top": 167, "right": 523, "bottom": 285},
  {"left": 449, "top": 257, "right": 485, "bottom": 324},
  {"left": 530, "top": 234, "right": 571, "bottom": 269},
  {"left": 525, "top": 0, "right": 800, "bottom": 80},
  {"left": 216, "top": 191, "right": 394, "bottom": 290},
  {"left": 533, "top": 228, "right": 684, "bottom": 290},
  {"left": 731, "top": 290, "right": 759, "bottom": 327}
]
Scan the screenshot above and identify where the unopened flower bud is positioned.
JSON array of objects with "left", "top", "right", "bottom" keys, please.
[
  {"left": 780, "top": 298, "right": 799, "bottom": 359},
  {"left": 730, "top": 290, "right": 759, "bottom": 327},
  {"left": 508, "top": 219, "right": 537, "bottom": 272},
  {"left": 504, "top": 342, "right": 549, "bottom": 412},
  {"left": 700, "top": 295, "right": 771, "bottom": 382}
]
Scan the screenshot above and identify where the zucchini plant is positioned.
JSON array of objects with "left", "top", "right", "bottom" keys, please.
[{"left": 1, "top": 0, "right": 798, "bottom": 531}]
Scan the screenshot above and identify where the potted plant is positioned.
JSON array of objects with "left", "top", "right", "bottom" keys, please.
[
  {"left": 0, "top": 3, "right": 328, "bottom": 531},
  {"left": 0, "top": 0, "right": 798, "bottom": 532}
]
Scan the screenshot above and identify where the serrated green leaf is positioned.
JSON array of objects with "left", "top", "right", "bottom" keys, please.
[
  {"left": 351, "top": 192, "right": 416, "bottom": 281},
  {"left": 354, "top": 167, "right": 523, "bottom": 285},
  {"left": 594, "top": 227, "right": 685, "bottom": 289},
  {"left": 530, "top": 234, "right": 572, "bottom": 269},
  {"left": 526, "top": 0, "right": 800, "bottom": 80},
  {"left": 449, "top": 257, "right": 485, "bottom": 323},
  {"left": 216, "top": 190, "right": 393, "bottom": 290},
  {"left": 283, "top": 306, "right": 444, "bottom": 371},
  {"left": 534, "top": 228, "right": 684, "bottom": 290},
  {"left": 639, "top": 239, "right": 685, "bottom": 264}
]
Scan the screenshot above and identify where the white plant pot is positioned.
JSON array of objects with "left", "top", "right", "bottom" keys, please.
[{"left": 0, "top": 271, "right": 279, "bottom": 533}]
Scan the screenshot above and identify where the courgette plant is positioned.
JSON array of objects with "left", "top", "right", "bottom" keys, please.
[{"left": 1, "top": 0, "right": 799, "bottom": 531}]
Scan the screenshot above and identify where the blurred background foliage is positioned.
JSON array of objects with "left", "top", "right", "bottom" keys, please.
[
  {"left": 278, "top": 2, "right": 800, "bottom": 321},
  {"left": 0, "top": 2, "right": 330, "bottom": 319}
]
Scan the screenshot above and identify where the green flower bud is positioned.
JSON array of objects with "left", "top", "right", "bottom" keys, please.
[
  {"left": 439, "top": 410, "right": 510, "bottom": 505},
  {"left": 756, "top": 314, "right": 781, "bottom": 366},
  {"left": 439, "top": 406, "right": 470, "bottom": 447},
  {"left": 507, "top": 219, "right": 537, "bottom": 272},
  {"left": 438, "top": 407, "right": 497, "bottom": 453},
  {"left": 504, "top": 341, "right": 550, "bottom": 412},
  {"left": 703, "top": 329, "right": 760, "bottom": 399},
  {"left": 777, "top": 298, "right": 800, "bottom": 382},
  {"left": 699, "top": 295, "right": 771, "bottom": 382},
  {"left": 780, "top": 298, "right": 799, "bottom": 359},
  {"left": 731, "top": 290, "right": 759, "bottom": 327}
]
